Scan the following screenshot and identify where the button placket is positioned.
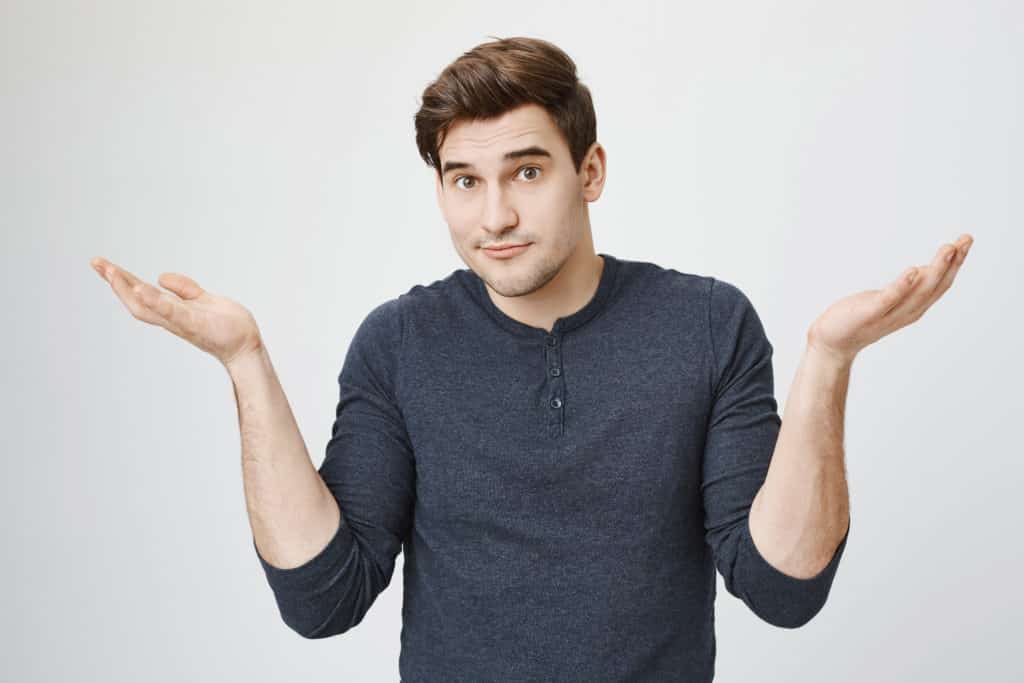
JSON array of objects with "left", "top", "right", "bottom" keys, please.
[{"left": 545, "top": 334, "right": 564, "bottom": 437}]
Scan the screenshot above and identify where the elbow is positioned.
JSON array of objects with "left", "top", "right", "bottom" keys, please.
[
  {"left": 710, "top": 516, "right": 849, "bottom": 631},
  {"left": 749, "top": 597, "right": 828, "bottom": 630},
  {"left": 257, "top": 524, "right": 396, "bottom": 640},
  {"left": 277, "top": 550, "right": 388, "bottom": 639},
  {"left": 288, "top": 601, "right": 366, "bottom": 640},
  {"left": 729, "top": 571, "right": 835, "bottom": 630}
]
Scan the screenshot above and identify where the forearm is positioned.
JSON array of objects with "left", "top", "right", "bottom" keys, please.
[
  {"left": 749, "top": 341, "right": 852, "bottom": 579},
  {"left": 226, "top": 343, "right": 340, "bottom": 570}
]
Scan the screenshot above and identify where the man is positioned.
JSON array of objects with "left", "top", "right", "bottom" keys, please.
[{"left": 90, "top": 35, "right": 972, "bottom": 682}]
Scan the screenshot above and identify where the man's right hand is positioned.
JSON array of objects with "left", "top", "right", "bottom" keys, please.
[{"left": 90, "top": 256, "right": 264, "bottom": 368}]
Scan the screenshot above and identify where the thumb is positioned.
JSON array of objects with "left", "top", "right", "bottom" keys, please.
[{"left": 158, "top": 272, "right": 205, "bottom": 300}]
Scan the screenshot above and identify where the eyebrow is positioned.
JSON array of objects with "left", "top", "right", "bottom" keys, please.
[{"left": 441, "top": 145, "right": 552, "bottom": 178}]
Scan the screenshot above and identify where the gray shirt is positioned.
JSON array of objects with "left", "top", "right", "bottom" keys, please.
[{"left": 253, "top": 252, "right": 850, "bottom": 681}]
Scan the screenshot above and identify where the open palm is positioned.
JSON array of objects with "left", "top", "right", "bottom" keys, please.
[
  {"left": 808, "top": 234, "right": 974, "bottom": 364},
  {"left": 90, "top": 257, "right": 263, "bottom": 367}
]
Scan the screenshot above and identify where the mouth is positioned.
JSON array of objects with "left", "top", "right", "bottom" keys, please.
[
  {"left": 483, "top": 243, "right": 530, "bottom": 250},
  {"left": 482, "top": 243, "right": 532, "bottom": 259}
]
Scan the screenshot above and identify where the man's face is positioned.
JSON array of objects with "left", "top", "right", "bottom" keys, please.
[{"left": 435, "top": 102, "right": 604, "bottom": 298}]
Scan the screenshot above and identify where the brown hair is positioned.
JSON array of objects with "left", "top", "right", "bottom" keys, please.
[{"left": 414, "top": 35, "right": 597, "bottom": 184}]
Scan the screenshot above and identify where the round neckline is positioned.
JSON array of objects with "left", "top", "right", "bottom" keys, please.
[{"left": 463, "top": 252, "right": 621, "bottom": 339}]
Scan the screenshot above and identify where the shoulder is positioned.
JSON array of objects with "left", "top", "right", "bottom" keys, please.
[
  {"left": 707, "top": 276, "right": 759, "bottom": 322},
  {"left": 354, "top": 266, "right": 464, "bottom": 342},
  {"left": 352, "top": 296, "right": 403, "bottom": 349},
  {"left": 703, "top": 275, "right": 773, "bottom": 382},
  {"left": 613, "top": 255, "right": 710, "bottom": 310},
  {"left": 623, "top": 260, "right": 756, "bottom": 336}
]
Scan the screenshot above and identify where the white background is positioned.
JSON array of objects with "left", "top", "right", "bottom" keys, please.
[{"left": 3, "top": 1, "right": 1021, "bottom": 681}]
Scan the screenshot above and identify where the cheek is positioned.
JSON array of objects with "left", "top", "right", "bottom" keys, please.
[
  {"left": 535, "top": 181, "right": 573, "bottom": 211},
  {"left": 441, "top": 198, "right": 472, "bottom": 223},
  {"left": 446, "top": 218, "right": 474, "bottom": 246},
  {"left": 438, "top": 201, "right": 467, "bottom": 232}
]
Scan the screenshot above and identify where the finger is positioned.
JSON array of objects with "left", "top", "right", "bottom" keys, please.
[
  {"left": 108, "top": 268, "right": 172, "bottom": 327},
  {"left": 133, "top": 280, "right": 197, "bottom": 334},
  {"left": 919, "top": 235, "right": 970, "bottom": 301},
  {"left": 158, "top": 272, "right": 205, "bottom": 301},
  {"left": 953, "top": 233, "right": 974, "bottom": 265},
  {"left": 92, "top": 257, "right": 114, "bottom": 283},
  {"left": 926, "top": 234, "right": 973, "bottom": 306},
  {"left": 888, "top": 236, "right": 969, "bottom": 322},
  {"left": 97, "top": 258, "right": 145, "bottom": 290},
  {"left": 90, "top": 257, "right": 108, "bottom": 282},
  {"left": 878, "top": 266, "right": 921, "bottom": 317}
]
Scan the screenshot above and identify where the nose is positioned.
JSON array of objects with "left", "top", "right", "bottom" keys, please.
[{"left": 481, "top": 184, "right": 518, "bottom": 236}]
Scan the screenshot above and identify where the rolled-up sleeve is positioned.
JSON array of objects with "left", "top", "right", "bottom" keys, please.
[
  {"left": 702, "top": 277, "right": 849, "bottom": 629},
  {"left": 253, "top": 296, "right": 416, "bottom": 639}
]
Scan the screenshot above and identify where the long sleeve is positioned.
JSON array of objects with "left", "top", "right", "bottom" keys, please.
[
  {"left": 253, "top": 297, "right": 416, "bottom": 638},
  {"left": 702, "top": 277, "right": 849, "bottom": 629}
]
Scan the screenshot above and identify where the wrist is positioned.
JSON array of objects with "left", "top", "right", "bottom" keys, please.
[
  {"left": 803, "top": 339, "right": 856, "bottom": 374},
  {"left": 224, "top": 341, "right": 267, "bottom": 378}
]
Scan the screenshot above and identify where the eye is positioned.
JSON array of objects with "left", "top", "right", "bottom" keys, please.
[
  {"left": 517, "top": 165, "right": 542, "bottom": 181},
  {"left": 452, "top": 165, "right": 542, "bottom": 190}
]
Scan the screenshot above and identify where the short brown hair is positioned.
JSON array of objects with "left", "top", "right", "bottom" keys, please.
[{"left": 414, "top": 35, "right": 597, "bottom": 184}]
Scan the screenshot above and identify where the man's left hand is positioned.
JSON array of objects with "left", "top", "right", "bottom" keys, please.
[{"left": 807, "top": 233, "right": 974, "bottom": 365}]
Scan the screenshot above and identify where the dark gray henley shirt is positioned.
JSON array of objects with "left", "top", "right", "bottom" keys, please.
[{"left": 253, "top": 252, "right": 850, "bottom": 681}]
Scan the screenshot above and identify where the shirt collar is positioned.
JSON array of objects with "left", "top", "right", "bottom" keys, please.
[{"left": 460, "top": 252, "right": 621, "bottom": 339}]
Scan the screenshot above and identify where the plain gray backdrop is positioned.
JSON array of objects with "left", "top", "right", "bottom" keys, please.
[{"left": 3, "top": 1, "right": 1021, "bottom": 681}]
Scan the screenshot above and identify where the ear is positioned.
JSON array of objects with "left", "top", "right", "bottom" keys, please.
[
  {"left": 580, "top": 141, "right": 607, "bottom": 203},
  {"left": 434, "top": 172, "right": 443, "bottom": 209}
]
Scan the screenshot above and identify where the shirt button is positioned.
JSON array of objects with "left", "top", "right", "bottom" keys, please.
[
  {"left": 550, "top": 397, "right": 562, "bottom": 408},
  {"left": 546, "top": 336, "right": 558, "bottom": 347},
  {"left": 550, "top": 367, "right": 561, "bottom": 377}
]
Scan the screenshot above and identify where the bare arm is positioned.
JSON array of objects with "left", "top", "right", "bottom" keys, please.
[
  {"left": 226, "top": 343, "right": 341, "bottom": 570},
  {"left": 748, "top": 343, "right": 851, "bottom": 579},
  {"left": 702, "top": 277, "right": 851, "bottom": 629},
  {"left": 92, "top": 257, "right": 412, "bottom": 638},
  {"left": 89, "top": 256, "right": 339, "bottom": 569},
  {"left": 752, "top": 235, "right": 972, "bottom": 573}
]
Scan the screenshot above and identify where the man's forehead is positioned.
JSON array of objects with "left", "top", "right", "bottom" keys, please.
[
  {"left": 438, "top": 120, "right": 559, "bottom": 180},
  {"left": 439, "top": 141, "right": 554, "bottom": 181},
  {"left": 442, "top": 125, "right": 547, "bottom": 159},
  {"left": 440, "top": 104, "right": 560, "bottom": 163}
]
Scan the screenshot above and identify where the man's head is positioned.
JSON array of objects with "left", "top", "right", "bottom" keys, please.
[{"left": 414, "top": 36, "right": 607, "bottom": 299}]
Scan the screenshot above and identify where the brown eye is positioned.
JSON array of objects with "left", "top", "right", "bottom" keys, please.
[
  {"left": 519, "top": 166, "right": 541, "bottom": 181},
  {"left": 455, "top": 176, "right": 475, "bottom": 190}
]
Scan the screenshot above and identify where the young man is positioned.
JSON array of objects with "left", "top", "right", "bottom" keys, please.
[{"left": 91, "top": 35, "right": 972, "bottom": 682}]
